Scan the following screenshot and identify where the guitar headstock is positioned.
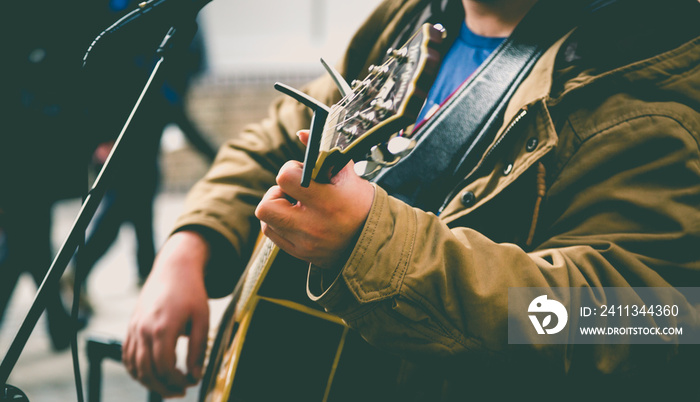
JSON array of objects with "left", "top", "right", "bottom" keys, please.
[{"left": 310, "top": 23, "right": 444, "bottom": 182}]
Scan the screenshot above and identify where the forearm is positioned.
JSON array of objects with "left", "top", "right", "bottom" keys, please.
[
  {"left": 310, "top": 184, "right": 699, "bottom": 372},
  {"left": 172, "top": 75, "right": 344, "bottom": 294},
  {"left": 308, "top": 111, "right": 700, "bottom": 372}
]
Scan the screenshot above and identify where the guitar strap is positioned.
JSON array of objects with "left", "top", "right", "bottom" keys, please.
[{"left": 373, "top": 0, "right": 619, "bottom": 213}]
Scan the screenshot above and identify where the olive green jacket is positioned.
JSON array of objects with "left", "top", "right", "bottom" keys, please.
[{"left": 175, "top": 0, "right": 700, "bottom": 397}]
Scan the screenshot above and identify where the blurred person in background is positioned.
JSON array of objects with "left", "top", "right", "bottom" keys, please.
[
  {"left": 67, "top": 0, "right": 217, "bottom": 322},
  {"left": 0, "top": 1, "right": 97, "bottom": 351},
  {"left": 0, "top": 0, "right": 215, "bottom": 350}
]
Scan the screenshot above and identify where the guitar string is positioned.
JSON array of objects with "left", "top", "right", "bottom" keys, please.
[
  {"left": 330, "top": 55, "right": 393, "bottom": 110},
  {"left": 326, "top": 70, "right": 379, "bottom": 124},
  {"left": 322, "top": 58, "right": 400, "bottom": 145},
  {"left": 332, "top": 63, "right": 393, "bottom": 124},
  {"left": 320, "top": 78, "right": 384, "bottom": 151},
  {"left": 323, "top": 46, "right": 405, "bottom": 127},
  {"left": 320, "top": 33, "right": 422, "bottom": 148}
]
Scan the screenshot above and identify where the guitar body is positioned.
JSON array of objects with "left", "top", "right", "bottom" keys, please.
[
  {"left": 201, "top": 241, "right": 402, "bottom": 402},
  {"left": 200, "top": 23, "right": 444, "bottom": 402}
]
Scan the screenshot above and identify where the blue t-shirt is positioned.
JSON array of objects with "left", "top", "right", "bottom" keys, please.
[{"left": 416, "top": 22, "right": 505, "bottom": 124}]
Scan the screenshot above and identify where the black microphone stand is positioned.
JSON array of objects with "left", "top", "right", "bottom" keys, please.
[{"left": 0, "top": 19, "right": 199, "bottom": 400}]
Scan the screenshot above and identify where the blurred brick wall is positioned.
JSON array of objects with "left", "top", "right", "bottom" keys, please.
[{"left": 160, "top": 71, "right": 318, "bottom": 192}]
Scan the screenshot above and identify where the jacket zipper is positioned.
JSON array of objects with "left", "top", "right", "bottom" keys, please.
[{"left": 438, "top": 108, "right": 529, "bottom": 214}]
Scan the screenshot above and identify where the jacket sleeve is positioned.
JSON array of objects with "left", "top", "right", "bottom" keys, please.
[
  {"left": 172, "top": 74, "right": 337, "bottom": 297},
  {"left": 309, "top": 110, "right": 700, "bottom": 374},
  {"left": 170, "top": 0, "right": 440, "bottom": 297}
]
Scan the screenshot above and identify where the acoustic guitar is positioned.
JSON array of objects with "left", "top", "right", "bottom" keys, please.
[{"left": 200, "top": 23, "right": 444, "bottom": 402}]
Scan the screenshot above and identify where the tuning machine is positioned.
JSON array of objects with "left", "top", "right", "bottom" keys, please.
[
  {"left": 354, "top": 144, "right": 392, "bottom": 180},
  {"left": 354, "top": 159, "right": 383, "bottom": 180},
  {"left": 354, "top": 135, "right": 417, "bottom": 180},
  {"left": 368, "top": 64, "right": 390, "bottom": 76},
  {"left": 386, "top": 135, "right": 416, "bottom": 158},
  {"left": 370, "top": 98, "right": 394, "bottom": 119},
  {"left": 386, "top": 46, "right": 409, "bottom": 62}
]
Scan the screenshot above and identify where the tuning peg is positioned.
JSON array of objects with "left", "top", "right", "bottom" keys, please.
[
  {"left": 386, "top": 136, "right": 416, "bottom": 158},
  {"left": 368, "top": 64, "right": 390, "bottom": 76},
  {"left": 386, "top": 47, "right": 409, "bottom": 62},
  {"left": 354, "top": 159, "right": 384, "bottom": 180},
  {"left": 369, "top": 143, "right": 402, "bottom": 167},
  {"left": 355, "top": 109, "right": 378, "bottom": 128},
  {"left": 353, "top": 137, "right": 416, "bottom": 180},
  {"left": 351, "top": 79, "right": 371, "bottom": 92},
  {"left": 339, "top": 124, "right": 359, "bottom": 140},
  {"left": 370, "top": 98, "right": 394, "bottom": 119},
  {"left": 320, "top": 58, "right": 353, "bottom": 98},
  {"left": 370, "top": 145, "right": 389, "bottom": 164}
]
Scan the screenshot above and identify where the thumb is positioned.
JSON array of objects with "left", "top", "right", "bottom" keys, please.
[
  {"left": 330, "top": 157, "right": 361, "bottom": 186},
  {"left": 186, "top": 310, "right": 209, "bottom": 383},
  {"left": 296, "top": 130, "right": 310, "bottom": 147}
]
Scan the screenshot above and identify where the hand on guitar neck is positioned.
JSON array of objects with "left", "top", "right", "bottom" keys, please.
[
  {"left": 254, "top": 21, "right": 445, "bottom": 270},
  {"left": 123, "top": 23, "right": 444, "bottom": 400},
  {"left": 255, "top": 130, "right": 375, "bottom": 270}
]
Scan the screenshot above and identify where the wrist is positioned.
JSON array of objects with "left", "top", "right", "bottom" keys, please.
[{"left": 153, "top": 230, "right": 210, "bottom": 280}]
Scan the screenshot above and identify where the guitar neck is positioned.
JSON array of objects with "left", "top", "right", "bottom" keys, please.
[{"left": 233, "top": 236, "right": 280, "bottom": 317}]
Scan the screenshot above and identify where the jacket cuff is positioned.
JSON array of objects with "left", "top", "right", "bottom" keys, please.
[
  {"left": 172, "top": 199, "right": 246, "bottom": 250},
  {"left": 308, "top": 184, "right": 416, "bottom": 316}
]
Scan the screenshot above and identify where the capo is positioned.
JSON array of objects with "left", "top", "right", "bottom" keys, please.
[
  {"left": 320, "top": 58, "right": 354, "bottom": 98},
  {"left": 273, "top": 82, "right": 330, "bottom": 187}
]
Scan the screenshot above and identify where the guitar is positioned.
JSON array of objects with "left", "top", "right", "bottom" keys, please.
[{"left": 200, "top": 23, "right": 444, "bottom": 402}]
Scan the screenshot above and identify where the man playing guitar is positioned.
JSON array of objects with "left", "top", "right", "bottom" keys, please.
[{"left": 124, "top": 0, "right": 700, "bottom": 399}]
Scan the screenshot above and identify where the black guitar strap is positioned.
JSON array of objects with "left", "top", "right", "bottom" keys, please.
[{"left": 373, "top": 0, "right": 618, "bottom": 213}]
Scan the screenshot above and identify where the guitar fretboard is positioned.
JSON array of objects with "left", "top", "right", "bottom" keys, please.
[{"left": 235, "top": 238, "right": 279, "bottom": 316}]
